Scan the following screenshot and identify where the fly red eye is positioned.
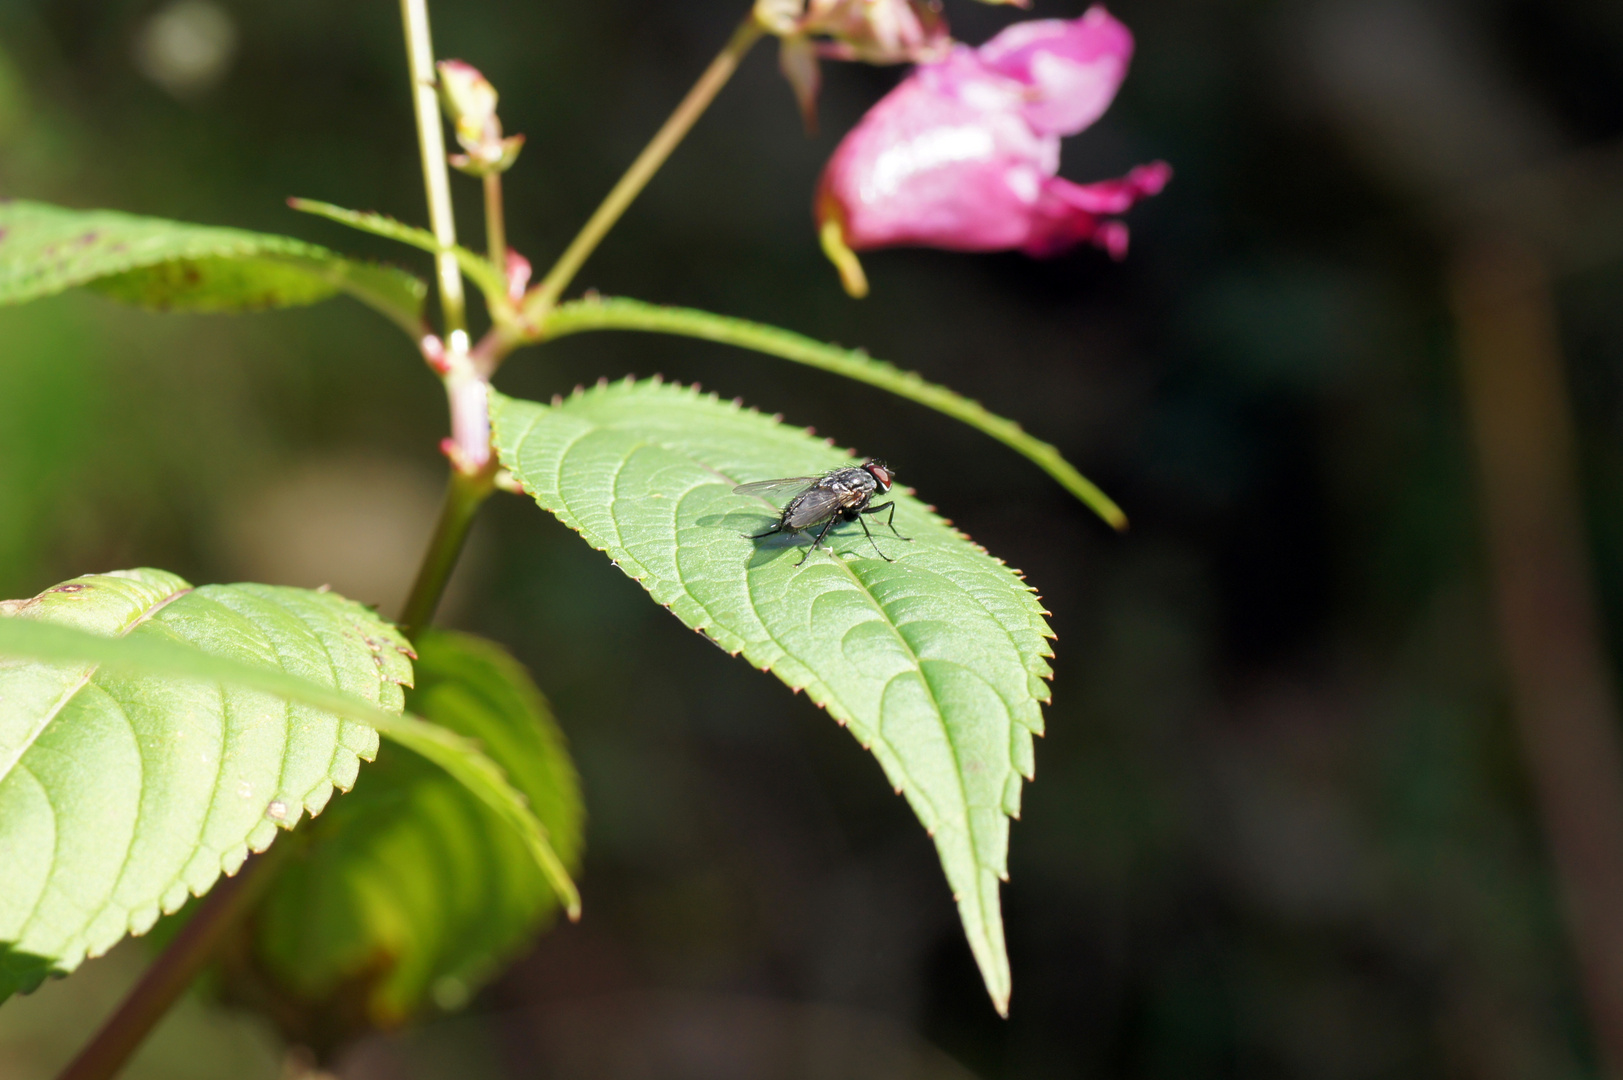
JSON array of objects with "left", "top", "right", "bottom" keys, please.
[{"left": 866, "top": 462, "right": 892, "bottom": 489}]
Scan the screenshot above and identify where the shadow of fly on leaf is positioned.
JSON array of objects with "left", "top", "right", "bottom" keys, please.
[{"left": 734, "top": 460, "right": 912, "bottom": 567}]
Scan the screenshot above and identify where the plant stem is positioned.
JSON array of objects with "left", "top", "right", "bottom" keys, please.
[
  {"left": 399, "top": 465, "right": 496, "bottom": 639},
  {"left": 400, "top": 0, "right": 466, "bottom": 336},
  {"left": 525, "top": 16, "right": 763, "bottom": 318},
  {"left": 1453, "top": 237, "right": 1623, "bottom": 1079},
  {"left": 56, "top": 846, "right": 288, "bottom": 1080},
  {"left": 398, "top": 0, "right": 493, "bottom": 641},
  {"left": 484, "top": 171, "right": 507, "bottom": 274}
]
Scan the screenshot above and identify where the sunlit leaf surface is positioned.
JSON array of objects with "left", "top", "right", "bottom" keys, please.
[
  {"left": 0, "top": 200, "right": 425, "bottom": 334},
  {"left": 491, "top": 379, "right": 1055, "bottom": 1013},
  {"left": 0, "top": 569, "right": 412, "bottom": 999}
]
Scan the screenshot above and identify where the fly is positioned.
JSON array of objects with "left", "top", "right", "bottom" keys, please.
[{"left": 734, "top": 459, "right": 912, "bottom": 566}]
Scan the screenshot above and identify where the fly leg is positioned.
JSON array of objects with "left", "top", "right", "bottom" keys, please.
[
  {"left": 861, "top": 501, "right": 912, "bottom": 542},
  {"left": 854, "top": 511, "right": 895, "bottom": 562},
  {"left": 796, "top": 516, "right": 840, "bottom": 567}
]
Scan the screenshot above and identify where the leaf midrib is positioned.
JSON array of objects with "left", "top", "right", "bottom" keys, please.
[
  {"left": 540, "top": 398, "right": 1026, "bottom": 854},
  {"left": 591, "top": 428, "right": 976, "bottom": 871}
]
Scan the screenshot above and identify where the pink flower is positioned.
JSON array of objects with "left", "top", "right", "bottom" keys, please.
[{"left": 815, "top": 5, "right": 1170, "bottom": 296}]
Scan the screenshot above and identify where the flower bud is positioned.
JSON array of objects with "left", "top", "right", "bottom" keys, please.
[
  {"left": 504, "top": 249, "right": 532, "bottom": 302},
  {"left": 757, "top": 0, "right": 951, "bottom": 128},
  {"left": 437, "top": 59, "right": 523, "bottom": 175},
  {"left": 754, "top": 0, "right": 804, "bottom": 35},
  {"left": 801, "top": 0, "right": 949, "bottom": 65},
  {"left": 437, "top": 60, "right": 496, "bottom": 143},
  {"left": 449, "top": 133, "right": 525, "bottom": 177}
]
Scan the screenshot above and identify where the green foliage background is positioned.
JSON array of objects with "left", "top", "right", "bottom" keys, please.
[{"left": 3, "top": 0, "right": 1623, "bottom": 1077}]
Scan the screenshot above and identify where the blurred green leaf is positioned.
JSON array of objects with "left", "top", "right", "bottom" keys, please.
[
  {"left": 0, "top": 569, "right": 409, "bottom": 1000},
  {"left": 0, "top": 298, "right": 103, "bottom": 599},
  {"left": 287, "top": 198, "right": 510, "bottom": 311},
  {"left": 0, "top": 200, "right": 426, "bottom": 336},
  {"left": 242, "top": 629, "right": 582, "bottom": 1039},
  {"left": 490, "top": 379, "right": 1055, "bottom": 1014}
]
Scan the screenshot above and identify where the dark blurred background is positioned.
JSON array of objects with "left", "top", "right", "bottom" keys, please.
[{"left": 4, "top": 0, "right": 1623, "bottom": 1076}]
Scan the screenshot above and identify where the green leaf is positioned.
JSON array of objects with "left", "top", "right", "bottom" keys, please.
[
  {"left": 491, "top": 379, "right": 1054, "bottom": 1014},
  {"left": 0, "top": 199, "right": 426, "bottom": 336},
  {"left": 241, "top": 629, "right": 582, "bottom": 1039},
  {"left": 287, "top": 198, "right": 510, "bottom": 313},
  {"left": 534, "top": 294, "right": 1127, "bottom": 529},
  {"left": 0, "top": 569, "right": 409, "bottom": 1000},
  {"left": 0, "top": 577, "right": 579, "bottom": 934}
]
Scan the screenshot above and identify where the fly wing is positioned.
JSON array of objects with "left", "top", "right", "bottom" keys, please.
[
  {"left": 732, "top": 476, "right": 819, "bottom": 504},
  {"left": 782, "top": 484, "right": 846, "bottom": 529}
]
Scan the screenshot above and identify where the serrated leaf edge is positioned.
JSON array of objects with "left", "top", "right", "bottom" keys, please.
[
  {"left": 491, "top": 378, "right": 1058, "bottom": 1012},
  {"left": 0, "top": 579, "right": 410, "bottom": 977}
]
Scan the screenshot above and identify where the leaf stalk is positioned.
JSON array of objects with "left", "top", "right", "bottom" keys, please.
[
  {"left": 535, "top": 296, "right": 1129, "bottom": 528},
  {"left": 484, "top": 172, "right": 507, "bottom": 273},
  {"left": 524, "top": 16, "right": 764, "bottom": 320}
]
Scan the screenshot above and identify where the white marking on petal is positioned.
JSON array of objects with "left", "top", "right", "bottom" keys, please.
[{"left": 861, "top": 125, "right": 997, "bottom": 202}]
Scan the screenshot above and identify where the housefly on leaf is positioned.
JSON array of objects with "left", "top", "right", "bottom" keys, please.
[{"left": 734, "top": 460, "right": 911, "bottom": 566}]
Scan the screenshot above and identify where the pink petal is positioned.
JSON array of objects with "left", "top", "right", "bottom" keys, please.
[
  {"left": 819, "top": 66, "right": 1058, "bottom": 251},
  {"left": 813, "top": 7, "right": 1169, "bottom": 275},
  {"left": 1020, "top": 162, "right": 1170, "bottom": 257},
  {"left": 1047, "top": 160, "right": 1172, "bottom": 213},
  {"left": 975, "top": 6, "right": 1135, "bottom": 136}
]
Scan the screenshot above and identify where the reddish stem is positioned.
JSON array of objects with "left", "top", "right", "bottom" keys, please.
[{"left": 56, "top": 846, "right": 286, "bottom": 1080}]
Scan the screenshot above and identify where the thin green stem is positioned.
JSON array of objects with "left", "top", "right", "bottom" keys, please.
[
  {"left": 55, "top": 845, "right": 290, "bottom": 1080},
  {"left": 536, "top": 296, "right": 1129, "bottom": 529},
  {"left": 525, "top": 16, "right": 763, "bottom": 319},
  {"left": 398, "top": 465, "right": 496, "bottom": 640},
  {"left": 401, "top": 0, "right": 466, "bottom": 336},
  {"left": 397, "top": 0, "right": 495, "bottom": 641},
  {"left": 483, "top": 172, "right": 507, "bottom": 275}
]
